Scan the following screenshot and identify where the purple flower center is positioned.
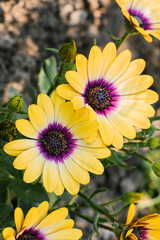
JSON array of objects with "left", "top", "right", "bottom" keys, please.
[
  {"left": 128, "top": 8, "right": 152, "bottom": 30},
  {"left": 37, "top": 122, "right": 77, "bottom": 162},
  {"left": 132, "top": 227, "right": 148, "bottom": 240},
  {"left": 16, "top": 228, "right": 45, "bottom": 240},
  {"left": 83, "top": 79, "right": 119, "bottom": 115}
]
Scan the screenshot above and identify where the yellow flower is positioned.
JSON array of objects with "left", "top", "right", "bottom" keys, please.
[
  {"left": 57, "top": 42, "right": 158, "bottom": 149},
  {"left": 121, "top": 203, "right": 160, "bottom": 240},
  {"left": 115, "top": 0, "right": 160, "bottom": 42},
  {"left": 2, "top": 201, "right": 82, "bottom": 240},
  {"left": 4, "top": 92, "right": 110, "bottom": 195}
]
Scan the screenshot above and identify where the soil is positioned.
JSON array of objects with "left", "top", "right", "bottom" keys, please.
[{"left": 0, "top": 1, "right": 160, "bottom": 239}]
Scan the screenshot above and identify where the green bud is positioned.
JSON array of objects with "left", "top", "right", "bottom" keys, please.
[
  {"left": 121, "top": 192, "right": 144, "bottom": 203},
  {"left": 0, "top": 120, "right": 17, "bottom": 141},
  {"left": 147, "top": 137, "right": 160, "bottom": 149},
  {"left": 59, "top": 40, "right": 77, "bottom": 63},
  {"left": 8, "top": 95, "right": 23, "bottom": 113},
  {"left": 152, "top": 160, "right": 160, "bottom": 177}
]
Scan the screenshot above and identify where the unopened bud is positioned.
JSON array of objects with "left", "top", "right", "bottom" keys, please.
[
  {"left": 0, "top": 120, "right": 17, "bottom": 141},
  {"left": 152, "top": 160, "right": 160, "bottom": 177},
  {"left": 147, "top": 137, "right": 160, "bottom": 150},
  {"left": 59, "top": 40, "right": 77, "bottom": 63},
  {"left": 121, "top": 192, "right": 144, "bottom": 203},
  {"left": 8, "top": 95, "right": 23, "bottom": 113}
]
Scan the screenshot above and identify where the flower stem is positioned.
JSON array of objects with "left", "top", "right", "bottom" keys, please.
[
  {"left": 116, "top": 31, "right": 131, "bottom": 50},
  {"left": 78, "top": 192, "right": 116, "bottom": 222},
  {"left": 69, "top": 208, "right": 115, "bottom": 232}
]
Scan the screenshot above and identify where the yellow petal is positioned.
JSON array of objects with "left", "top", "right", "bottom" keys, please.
[
  {"left": 67, "top": 108, "right": 90, "bottom": 129},
  {"left": 65, "top": 71, "right": 86, "bottom": 93},
  {"left": 51, "top": 91, "right": 65, "bottom": 121},
  {"left": 76, "top": 54, "right": 88, "bottom": 83},
  {"left": 53, "top": 164, "right": 64, "bottom": 196},
  {"left": 59, "top": 162, "right": 80, "bottom": 195},
  {"left": 36, "top": 208, "right": 68, "bottom": 229},
  {"left": 41, "top": 219, "right": 74, "bottom": 235},
  {"left": 119, "top": 100, "right": 155, "bottom": 117},
  {"left": 6, "top": 237, "right": 15, "bottom": 240},
  {"left": 115, "top": 0, "right": 126, "bottom": 8},
  {"left": 98, "top": 115, "right": 113, "bottom": 146},
  {"left": 77, "top": 145, "right": 111, "bottom": 159},
  {"left": 43, "top": 161, "right": 58, "bottom": 193},
  {"left": 14, "top": 207, "right": 24, "bottom": 232},
  {"left": 85, "top": 104, "right": 97, "bottom": 120},
  {"left": 64, "top": 156, "right": 90, "bottom": 185},
  {"left": 84, "top": 132, "right": 97, "bottom": 144},
  {"left": 108, "top": 112, "right": 136, "bottom": 139},
  {"left": 120, "top": 233, "right": 124, "bottom": 240},
  {"left": 71, "top": 95, "right": 85, "bottom": 110},
  {"left": 4, "top": 139, "right": 36, "bottom": 156},
  {"left": 77, "top": 133, "right": 106, "bottom": 148},
  {"left": 105, "top": 50, "right": 131, "bottom": 83},
  {"left": 126, "top": 203, "right": 135, "bottom": 225},
  {"left": 58, "top": 102, "right": 74, "bottom": 126},
  {"left": 112, "top": 127, "right": 123, "bottom": 149},
  {"left": 28, "top": 104, "right": 48, "bottom": 132},
  {"left": 2, "top": 228, "right": 16, "bottom": 240},
  {"left": 23, "top": 154, "right": 45, "bottom": 183},
  {"left": 16, "top": 119, "right": 39, "bottom": 139},
  {"left": 119, "top": 107, "right": 151, "bottom": 129},
  {"left": 101, "top": 42, "right": 116, "bottom": 77},
  {"left": 125, "top": 229, "right": 134, "bottom": 238},
  {"left": 88, "top": 45, "right": 103, "bottom": 81},
  {"left": 56, "top": 84, "right": 79, "bottom": 100},
  {"left": 13, "top": 147, "right": 40, "bottom": 170},
  {"left": 117, "top": 75, "right": 154, "bottom": 94},
  {"left": 70, "top": 120, "right": 99, "bottom": 138},
  {"left": 37, "top": 93, "right": 54, "bottom": 124},
  {"left": 36, "top": 201, "right": 49, "bottom": 226},
  {"left": 114, "top": 59, "right": 146, "bottom": 86},
  {"left": 121, "top": 89, "right": 159, "bottom": 104},
  {"left": 47, "top": 229, "right": 82, "bottom": 240},
  {"left": 23, "top": 207, "right": 38, "bottom": 228},
  {"left": 70, "top": 149, "right": 104, "bottom": 174}
]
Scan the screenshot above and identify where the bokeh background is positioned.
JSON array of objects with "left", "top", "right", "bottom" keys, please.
[{"left": 0, "top": 0, "right": 160, "bottom": 239}]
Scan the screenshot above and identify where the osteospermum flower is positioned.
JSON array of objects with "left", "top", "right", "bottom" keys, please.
[
  {"left": 120, "top": 203, "right": 160, "bottom": 240},
  {"left": 56, "top": 42, "right": 158, "bottom": 149},
  {"left": 115, "top": 0, "right": 160, "bottom": 42},
  {"left": 4, "top": 92, "right": 110, "bottom": 195},
  {"left": 2, "top": 201, "right": 82, "bottom": 240}
]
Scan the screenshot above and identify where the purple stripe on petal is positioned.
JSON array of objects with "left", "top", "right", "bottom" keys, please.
[{"left": 128, "top": 8, "right": 152, "bottom": 30}]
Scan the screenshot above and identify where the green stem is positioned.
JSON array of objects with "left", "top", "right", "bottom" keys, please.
[
  {"left": 78, "top": 192, "right": 116, "bottom": 222},
  {"left": 69, "top": 209, "right": 115, "bottom": 232},
  {"left": 6, "top": 112, "right": 14, "bottom": 120},
  {"left": 58, "top": 63, "right": 65, "bottom": 77},
  {"left": 116, "top": 31, "right": 131, "bottom": 50}
]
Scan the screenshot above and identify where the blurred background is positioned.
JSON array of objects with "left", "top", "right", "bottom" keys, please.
[{"left": 0, "top": 0, "right": 160, "bottom": 239}]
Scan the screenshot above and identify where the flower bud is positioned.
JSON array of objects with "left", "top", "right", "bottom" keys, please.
[
  {"left": 8, "top": 95, "right": 23, "bottom": 113},
  {"left": 121, "top": 192, "right": 144, "bottom": 203},
  {"left": 59, "top": 40, "right": 77, "bottom": 63},
  {"left": 152, "top": 160, "right": 160, "bottom": 177},
  {"left": 0, "top": 120, "right": 17, "bottom": 141},
  {"left": 147, "top": 137, "right": 160, "bottom": 150}
]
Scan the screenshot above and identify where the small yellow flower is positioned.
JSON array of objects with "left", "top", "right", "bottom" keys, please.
[
  {"left": 2, "top": 201, "right": 82, "bottom": 240},
  {"left": 4, "top": 92, "right": 110, "bottom": 195},
  {"left": 115, "top": 0, "right": 160, "bottom": 42},
  {"left": 57, "top": 42, "right": 158, "bottom": 149},
  {"left": 121, "top": 203, "right": 160, "bottom": 240}
]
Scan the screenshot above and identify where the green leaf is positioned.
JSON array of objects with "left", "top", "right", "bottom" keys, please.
[
  {"left": 93, "top": 212, "right": 100, "bottom": 236},
  {"left": 112, "top": 203, "right": 131, "bottom": 217},
  {"left": 89, "top": 188, "right": 108, "bottom": 200},
  {"left": 45, "top": 48, "right": 59, "bottom": 53},
  {"left": 28, "top": 86, "right": 38, "bottom": 104},
  {"left": 0, "top": 203, "right": 13, "bottom": 227},
  {"left": 38, "top": 56, "right": 57, "bottom": 93},
  {"left": 10, "top": 179, "right": 49, "bottom": 203},
  {"left": 108, "top": 150, "right": 133, "bottom": 169}
]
